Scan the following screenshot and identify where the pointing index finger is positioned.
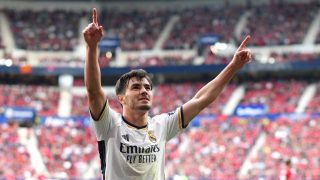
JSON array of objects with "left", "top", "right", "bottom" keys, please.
[
  {"left": 239, "top": 35, "right": 251, "bottom": 49},
  {"left": 92, "top": 8, "right": 97, "bottom": 24}
]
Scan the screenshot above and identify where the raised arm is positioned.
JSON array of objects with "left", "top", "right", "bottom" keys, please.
[
  {"left": 83, "top": 8, "right": 106, "bottom": 120},
  {"left": 182, "top": 36, "right": 252, "bottom": 125}
]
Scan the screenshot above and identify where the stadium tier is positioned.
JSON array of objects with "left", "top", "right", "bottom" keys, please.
[
  {"left": 0, "top": 123, "right": 36, "bottom": 179},
  {"left": 163, "top": 6, "right": 245, "bottom": 49},
  {"left": 4, "top": 9, "right": 86, "bottom": 51},
  {"left": 0, "top": 85, "right": 60, "bottom": 116},
  {"left": 36, "top": 121, "right": 97, "bottom": 178},
  {"left": 243, "top": 2, "right": 319, "bottom": 46},
  {"left": 100, "top": 8, "right": 172, "bottom": 51}
]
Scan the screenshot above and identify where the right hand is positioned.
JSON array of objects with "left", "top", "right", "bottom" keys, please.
[
  {"left": 230, "top": 35, "right": 252, "bottom": 70},
  {"left": 82, "top": 8, "right": 104, "bottom": 48}
]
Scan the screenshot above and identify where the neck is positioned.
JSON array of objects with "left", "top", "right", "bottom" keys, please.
[{"left": 122, "top": 108, "right": 149, "bottom": 128}]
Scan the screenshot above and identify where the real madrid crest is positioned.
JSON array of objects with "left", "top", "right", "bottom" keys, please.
[{"left": 147, "top": 130, "right": 157, "bottom": 143}]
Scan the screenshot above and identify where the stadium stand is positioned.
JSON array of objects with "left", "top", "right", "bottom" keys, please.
[
  {"left": 35, "top": 121, "right": 97, "bottom": 178},
  {"left": 269, "top": 52, "right": 320, "bottom": 63},
  {"left": 0, "top": 85, "right": 60, "bottom": 116},
  {"left": 4, "top": 9, "right": 86, "bottom": 51},
  {"left": 151, "top": 83, "right": 236, "bottom": 115},
  {"left": 127, "top": 55, "right": 194, "bottom": 67},
  {"left": 165, "top": 116, "right": 261, "bottom": 179},
  {"left": 242, "top": 2, "right": 319, "bottom": 46},
  {"left": 0, "top": 123, "right": 35, "bottom": 179},
  {"left": 100, "top": 8, "right": 172, "bottom": 50},
  {"left": 247, "top": 116, "right": 320, "bottom": 179},
  {"left": 163, "top": 6, "right": 245, "bottom": 50},
  {"left": 305, "top": 83, "right": 320, "bottom": 114},
  {"left": 70, "top": 83, "right": 236, "bottom": 117},
  {"left": 239, "top": 80, "right": 306, "bottom": 114},
  {"left": 71, "top": 93, "right": 122, "bottom": 116}
]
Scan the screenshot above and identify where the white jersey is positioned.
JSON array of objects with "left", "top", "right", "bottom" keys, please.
[{"left": 90, "top": 100, "right": 187, "bottom": 180}]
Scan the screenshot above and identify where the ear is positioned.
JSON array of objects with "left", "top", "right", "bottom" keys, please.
[{"left": 117, "top": 94, "right": 125, "bottom": 105}]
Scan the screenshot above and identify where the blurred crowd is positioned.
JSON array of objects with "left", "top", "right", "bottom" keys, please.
[
  {"left": 247, "top": 116, "right": 320, "bottom": 179},
  {"left": 166, "top": 116, "right": 261, "bottom": 180},
  {"left": 0, "top": 80, "right": 320, "bottom": 179},
  {"left": 4, "top": 9, "right": 86, "bottom": 51},
  {"left": 0, "top": 80, "right": 318, "bottom": 117},
  {"left": 0, "top": 85, "right": 59, "bottom": 116},
  {"left": 100, "top": 8, "right": 172, "bottom": 51},
  {"left": 240, "top": 80, "right": 306, "bottom": 114},
  {"left": 242, "top": 2, "right": 318, "bottom": 46},
  {"left": 0, "top": 123, "right": 37, "bottom": 179},
  {"left": 35, "top": 121, "right": 96, "bottom": 178},
  {"left": 0, "top": 2, "right": 319, "bottom": 68}
]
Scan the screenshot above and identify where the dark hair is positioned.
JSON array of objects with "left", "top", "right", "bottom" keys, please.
[{"left": 115, "top": 69, "right": 152, "bottom": 95}]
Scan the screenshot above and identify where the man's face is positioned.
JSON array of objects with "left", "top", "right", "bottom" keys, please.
[{"left": 119, "top": 77, "right": 153, "bottom": 112}]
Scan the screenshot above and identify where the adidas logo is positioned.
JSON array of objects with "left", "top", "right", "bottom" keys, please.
[{"left": 122, "top": 134, "right": 129, "bottom": 142}]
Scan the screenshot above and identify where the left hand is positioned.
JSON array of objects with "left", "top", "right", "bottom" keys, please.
[{"left": 230, "top": 35, "right": 252, "bottom": 70}]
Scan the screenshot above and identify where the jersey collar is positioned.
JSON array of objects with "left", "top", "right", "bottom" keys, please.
[{"left": 122, "top": 116, "right": 148, "bottom": 129}]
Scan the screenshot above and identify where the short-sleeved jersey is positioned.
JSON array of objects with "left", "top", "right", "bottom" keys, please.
[{"left": 90, "top": 100, "right": 187, "bottom": 180}]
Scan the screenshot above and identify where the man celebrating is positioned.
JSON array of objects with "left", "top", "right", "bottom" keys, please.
[{"left": 83, "top": 8, "right": 252, "bottom": 180}]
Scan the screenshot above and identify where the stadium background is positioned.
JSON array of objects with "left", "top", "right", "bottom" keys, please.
[{"left": 1, "top": 0, "right": 320, "bottom": 179}]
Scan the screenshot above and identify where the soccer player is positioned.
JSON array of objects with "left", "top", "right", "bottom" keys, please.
[{"left": 83, "top": 8, "right": 252, "bottom": 180}]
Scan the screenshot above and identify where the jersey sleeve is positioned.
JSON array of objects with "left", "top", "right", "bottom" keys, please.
[
  {"left": 89, "top": 100, "right": 118, "bottom": 141},
  {"left": 162, "top": 106, "right": 189, "bottom": 141}
]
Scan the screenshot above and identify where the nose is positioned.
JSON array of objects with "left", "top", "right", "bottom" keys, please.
[
  {"left": 141, "top": 87, "right": 147, "bottom": 94},
  {"left": 140, "top": 87, "right": 148, "bottom": 95}
]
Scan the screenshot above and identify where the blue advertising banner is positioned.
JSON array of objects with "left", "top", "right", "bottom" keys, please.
[
  {"left": 0, "top": 115, "right": 6, "bottom": 124},
  {"left": 198, "top": 34, "right": 220, "bottom": 45},
  {"left": 99, "top": 37, "right": 120, "bottom": 51},
  {"left": 40, "top": 116, "right": 90, "bottom": 126},
  {"left": 4, "top": 107, "right": 36, "bottom": 123},
  {"left": 190, "top": 114, "right": 214, "bottom": 127},
  {"left": 235, "top": 104, "right": 267, "bottom": 116}
]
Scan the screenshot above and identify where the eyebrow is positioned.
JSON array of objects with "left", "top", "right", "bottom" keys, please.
[
  {"left": 130, "top": 83, "right": 141, "bottom": 86},
  {"left": 130, "top": 82, "right": 151, "bottom": 87}
]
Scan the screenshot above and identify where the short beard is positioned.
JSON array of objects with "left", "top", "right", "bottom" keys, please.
[{"left": 138, "top": 105, "right": 151, "bottom": 111}]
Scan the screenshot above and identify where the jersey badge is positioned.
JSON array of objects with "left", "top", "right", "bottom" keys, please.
[{"left": 148, "top": 130, "right": 157, "bottom": 143}]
